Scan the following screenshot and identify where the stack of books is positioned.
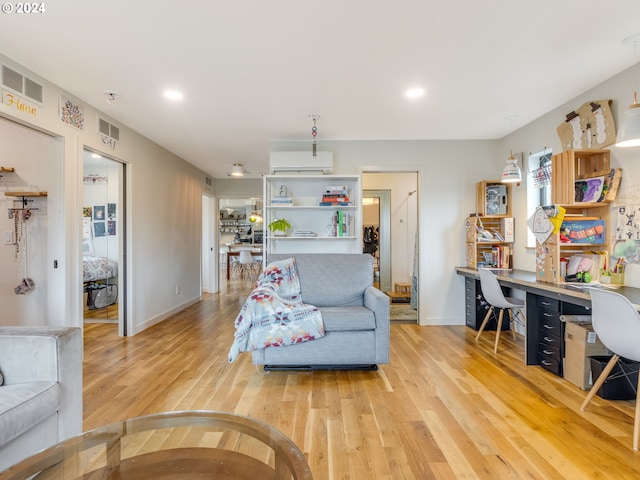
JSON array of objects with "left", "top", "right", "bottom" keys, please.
[
  {"left": 491, "top": 245, "right": 511, "bottom": 269},
  {"left": 319, "top": 185, "right": 350, "bottom": 206},
  {"left": 271, "top": 195, "right": 292, "bottom": 206}
]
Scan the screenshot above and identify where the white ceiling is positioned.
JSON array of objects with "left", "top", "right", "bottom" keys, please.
[{"left": 2, "top": 1, "right": 640, "bottom": 179}]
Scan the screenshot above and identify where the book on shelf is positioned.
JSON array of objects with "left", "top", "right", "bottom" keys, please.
[
  {"left": 271, "top": 195, "right": 293, "bottom": 206},
  {"left": 490, "top": 245, "right": 511, "bottom": 269},
  {"left": 330, "top": 210, "right": 350, "bottom": 237},
  {"left": 319, "top": 201, "right": 351, "bottom": 206},
  {"left": 293, "top": 230, "right": 317, "bottom": 237},
  {"left": 325, "top": 185, "right": 349, "bottom": 194}
]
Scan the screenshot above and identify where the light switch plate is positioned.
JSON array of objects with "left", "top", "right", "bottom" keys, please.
[{"left": 4, "top": 231, "right": 12, "bottom": 245}]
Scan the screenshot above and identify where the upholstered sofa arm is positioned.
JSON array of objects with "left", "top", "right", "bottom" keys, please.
[
  {"left": 0, "top": 326, "right": 83, "bottom": 441},
  {"left": 364, "top": 286, "right": 390, "bottom": 364}
]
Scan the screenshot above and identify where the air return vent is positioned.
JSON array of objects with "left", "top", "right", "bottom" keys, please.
[
  {"left": 98, "top": 117, "right": 120, "bottom": 141},
  {"left": 97, "top": 117, "right": 120, "bottom": 150},
  {"left": 1, "top": 65, "right": 44, "bottom": 104}
]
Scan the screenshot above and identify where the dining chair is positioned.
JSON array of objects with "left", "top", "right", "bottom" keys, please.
[
  {"left": 476, "top": 268, "right": 525, "bottom": 354},
  {"left": 581, "top": 288, "right": 640, "bottom": 450},
  {"left": 219, "top": 245, "right": 229, "bottom": 270},
  {"left": 236, "top": 249, "right": 260, "bottom": 280}
]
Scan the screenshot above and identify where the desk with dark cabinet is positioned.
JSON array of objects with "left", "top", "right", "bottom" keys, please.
[{"left": 457, "top": 267, "right": 640, "bottom": 376}]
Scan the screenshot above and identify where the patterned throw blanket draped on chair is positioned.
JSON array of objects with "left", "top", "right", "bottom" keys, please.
[{"left": 228, "top": 257, "right": 325, "bottom": 363}]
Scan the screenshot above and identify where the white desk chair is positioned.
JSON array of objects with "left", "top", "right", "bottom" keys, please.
[
  {"left": 581, "top": 288, "right": 640, "bottom": 450},
  {"left": 476, "top": 268, "right": 525, "bottom": 354}
]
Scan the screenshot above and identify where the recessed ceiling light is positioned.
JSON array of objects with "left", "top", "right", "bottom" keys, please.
[
  {"left": 405, "top": 88, "right": 425, "bottom": 99},
  {"left": 164, "top": 90, "right": 184, "bottom": 101}
]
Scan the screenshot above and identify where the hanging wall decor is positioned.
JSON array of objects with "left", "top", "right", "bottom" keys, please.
[
  {"left": 59, "top": 95, "right": 85, "bottom": 130},
  {"left": 556, "top": 99, "right": 616, "bottom": 151}
]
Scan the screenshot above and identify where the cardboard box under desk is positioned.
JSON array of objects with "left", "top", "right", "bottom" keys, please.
[{"left": 563, "top": 321, "right": 610, "bottom": 390}]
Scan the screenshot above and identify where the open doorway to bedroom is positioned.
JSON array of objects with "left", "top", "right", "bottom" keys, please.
[{"left": 82, "top": 149, "right": 125, "bottom": 329}]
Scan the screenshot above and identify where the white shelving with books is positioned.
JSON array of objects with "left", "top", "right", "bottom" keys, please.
[{"left": 263, "top": 174, "right": 362, "bottom": 259}]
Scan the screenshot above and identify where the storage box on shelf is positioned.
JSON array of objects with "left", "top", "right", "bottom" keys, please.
[
  {"left": 476, "top": 181, "right": 512, "bottom": 217},
  {"left": 263, "top": 175, "right": 362, "bottom": 258},
  {"left": 465, "top": 216, "right": 514, "bottom": 269},
  {"left": 535, "top": 149, "right": 615, "bottom": 284}
]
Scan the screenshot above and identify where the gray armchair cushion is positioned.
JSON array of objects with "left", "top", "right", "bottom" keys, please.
[
  {"left": 320, "top": 306, "right": 376, "bottom": 331},
  {"left": 0, "top": 382, "right": 60, "bottom": 445}
]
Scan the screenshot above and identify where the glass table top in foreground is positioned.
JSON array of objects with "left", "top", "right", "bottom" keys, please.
[{"left": 0, "top": 410, "right": 312, "bottom": 480}]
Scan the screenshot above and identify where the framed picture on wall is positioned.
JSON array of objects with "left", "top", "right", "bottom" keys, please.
[
  {"left": 94, "top": 205, "right": 105, "bottom": 221},
  {"left": 107, "top": 221, "right": 116, "bottom": 236},
  {"left": 93, "top": 222, "right": 106, "bottom": 237},
  {"left": 108, "top": 203, "right": 116, "bottom": 219}
]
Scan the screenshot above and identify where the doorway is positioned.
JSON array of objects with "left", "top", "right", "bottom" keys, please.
[
  {"left": 363, "top": 173, "right": 418, "bottom": 323},
  {"left": 82, "top": 149, "right": 125, "bottom": 330}
]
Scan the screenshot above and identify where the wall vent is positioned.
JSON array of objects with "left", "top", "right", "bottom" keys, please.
[
  {"left": 97, "top": 117, "right": 120, "bottom": 149},
  {"left": 1, "top": 65, "right": 44, "bottom": 104},
  {"left": 205, "top": 176, "right": 213, "bottom": 187}
]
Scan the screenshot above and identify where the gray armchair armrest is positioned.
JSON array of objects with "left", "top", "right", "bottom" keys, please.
[
  {"left": 0, "top": 327, "right": 83, "bottom": 440},
  {"left": 364, "top": 286, "right": 390, "bottom": 364}
]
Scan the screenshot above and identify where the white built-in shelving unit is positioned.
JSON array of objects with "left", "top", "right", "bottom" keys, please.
[{"left": 263, "top": 174, "right": 362, "bottom": 260}]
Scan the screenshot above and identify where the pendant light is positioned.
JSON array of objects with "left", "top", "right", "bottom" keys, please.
[
  {"left": 501, "top": 116, "right": 521, "bottom": 183},
  {"left": 228, "top": 163, "right": 246, "bottom": 177},
  {"left": 501, "top": 153, "right": 522, "bottom": 183},
  {"left": 615, "top": 33, "right": 640, "bottom": 148}
]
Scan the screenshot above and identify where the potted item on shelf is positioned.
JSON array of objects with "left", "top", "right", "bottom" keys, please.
[{"left": 268, "top": 218, "right": 291, "bottom": 237}]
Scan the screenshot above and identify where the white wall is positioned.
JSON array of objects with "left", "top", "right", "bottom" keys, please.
[
  {"left": 0, "top": 117, "right": 63, "bottom": 325},
  {"left": 0, "top": 53, "right": 211, "bottom": 334}
]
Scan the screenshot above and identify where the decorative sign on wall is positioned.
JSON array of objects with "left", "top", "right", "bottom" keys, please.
[
  {"left": 556, "top": 99, "right": 616, "bottom": 151},
  {"left": 59, "top": 95, "right": 85, "bottom": 130},
  {"left": 83, "top": 173, "right": 108, "bottom": 184},
  {"left": 2, "top": 89, "right": 39, "bottom": 118}
]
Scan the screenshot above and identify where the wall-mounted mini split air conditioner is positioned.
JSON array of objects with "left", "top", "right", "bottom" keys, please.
[{"left": 269, "top": 151, "right": 334, "bottom": 174}]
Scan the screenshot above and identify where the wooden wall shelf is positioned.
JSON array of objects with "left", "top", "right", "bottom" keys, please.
[
  {"left": 4, "top": 191, "right": 48, "bottom": 197},
  {"left": 0, "top": 167, "right": 15, "bottom": 173}
]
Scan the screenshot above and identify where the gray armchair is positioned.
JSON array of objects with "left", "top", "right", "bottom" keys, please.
[{"left": 253, "top": 254, "right": 390, "bottom": 369}]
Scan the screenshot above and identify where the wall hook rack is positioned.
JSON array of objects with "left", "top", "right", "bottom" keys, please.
[{"left": 4, "top": 191, "right": 47, "bottom": 216}]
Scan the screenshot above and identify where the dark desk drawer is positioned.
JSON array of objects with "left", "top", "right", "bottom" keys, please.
[
  {"left": 538, "top": 341, "right": 561, "bottom": 360},
  {"left": 539, "top": 309, "right": 562, "bottom": 336},
  {"left": 539, "top": 333, "right": 563, "bottom": 351},
  {"left": 537, "top": 297, "right": 559, "bottom": 311},
  {"left": 538, "top": 354, "right": 562, "bottom": 376}
]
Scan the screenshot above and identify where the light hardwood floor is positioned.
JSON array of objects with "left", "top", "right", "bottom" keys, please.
[{"left": 83, "top": 279, "right": 640, "bottom": 479}]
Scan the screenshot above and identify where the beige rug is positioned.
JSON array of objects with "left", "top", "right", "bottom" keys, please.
[{"left": 390, "top": 304, "right": 418, "bottom": 323}]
